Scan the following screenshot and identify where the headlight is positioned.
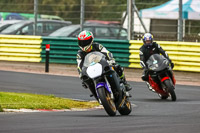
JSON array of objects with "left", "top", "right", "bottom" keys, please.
[{"left": 86, "top": 63, "right": 102, "bottom": 78}]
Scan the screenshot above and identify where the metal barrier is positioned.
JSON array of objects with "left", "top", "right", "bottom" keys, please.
[
  {"left": 129, "top": 40, "right": 200, "bottom": 72},
  {"left": 0, "top": 35, "right": 42, "bottom": 62},
  {"left": 1, "top": 35, "right": 199, "bottom": 72},
  {"left": 41, "top": 37, "right": 78, "bottom": 64},
  {"left": 41, "top": 37, "right": 130, "bottom": 67}
]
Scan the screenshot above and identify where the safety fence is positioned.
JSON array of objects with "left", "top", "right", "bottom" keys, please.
[
  {"left": 41, "top": 37, "right": 130, "bottom": 67},
  {"left": 2, "top": 1, "right": 200, "bottom": 42},
  {"left": 0, "top": 35, "right": 42, "bottom": 62},
  {"left": 0, "top": 35, "right": 200, "bottom": 72},
  {"left": 129, "top": 40, "right": 200, "bottom": 72},
  {"left": 0, "top": 35, "right": 130, "bottom": 67}
]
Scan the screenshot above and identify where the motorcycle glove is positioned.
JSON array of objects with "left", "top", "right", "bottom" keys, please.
[
  {"left": 171, "top": 62, "right": 174, "bottom": 69},
  {"left": 168, "top": 59, "right": 174, "bottom": 69},
  {"left": 107, "top": 59, "right": 116, "bottom": 66}
]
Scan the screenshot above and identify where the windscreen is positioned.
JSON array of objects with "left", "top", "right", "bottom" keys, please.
[
  {"left": 83, "top": 52, "right": 105, "bottom": 67},
  {"left": 146, "top": 54, "right": 168, "bottom": 71}
]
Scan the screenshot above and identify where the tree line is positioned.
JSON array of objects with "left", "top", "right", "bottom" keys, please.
[{"left": 0, "top": 0, "right": 169, "bottom": 23}]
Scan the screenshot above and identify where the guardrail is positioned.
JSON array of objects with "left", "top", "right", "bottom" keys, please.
[
  {"left": 129, "top": 40, "right": 200, "bottom": 72},
  {"left": 0, "top": 35, "right": 130, "bottom": 67},
  {"left": 41, "top": 37, "right": 130, "bottom": 67},
  {"left": 0, "top": 35, "right": 42, "bottom": 62},
  {"left": 0, "top": 35, "right": 200, "bottom": 72}
]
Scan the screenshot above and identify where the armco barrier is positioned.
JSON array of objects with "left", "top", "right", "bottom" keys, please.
[
  {"left": 0, "top": 35, "right": 42, "bottom": 62},
  {"left": 129, "top": 40, "right": 200, "bottom": 72},
  {"left": 41, "top": 37, "right": 78, "bottom": 64},
  {"left": 41, "top": 37, "right": 130, "bottom": 67},
  {"left": 1, "top": 35, "right": 199, "bottom": 73},
  {"left": 0, "top": 35, "right": 130, "bottom": 67}
]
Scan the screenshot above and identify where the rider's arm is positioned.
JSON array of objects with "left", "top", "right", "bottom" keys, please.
[
  {"left": 139, "top": 47, "right": 147, "bottom": 69},
  {"left": 155, "top": 42, "right": 170, "bottom": 60},
  {"left": 76, "top": 50, "right": 88, "bottom": 88},
  {"left": 76, "top": 50, "right": 83, "bottom": 76},
  {"left": 96, "top": 43, "right": 116, "bottom": 65},
  {"left": 155, "top": 42, "right": 174, "bottom": 68}
]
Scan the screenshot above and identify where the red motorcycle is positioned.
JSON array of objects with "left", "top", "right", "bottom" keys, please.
[{"left": 145, "top": 54, "right": 176, "bottom": 101}]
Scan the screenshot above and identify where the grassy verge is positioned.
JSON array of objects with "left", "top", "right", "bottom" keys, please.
[
  {"left": 0, "top": 92, "right": 99, "bottom": 112},
  {"left": 0, "top": 105, "right": 2, "bottom": 112}
]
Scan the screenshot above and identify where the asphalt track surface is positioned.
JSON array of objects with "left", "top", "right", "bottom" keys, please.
[{"left": 0, "top": 70, "right": 200, "bottom": 133}]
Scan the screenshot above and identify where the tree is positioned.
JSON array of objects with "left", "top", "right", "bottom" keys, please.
[{"left": 0, "top": 0, "right": 173, "bottom": 23}]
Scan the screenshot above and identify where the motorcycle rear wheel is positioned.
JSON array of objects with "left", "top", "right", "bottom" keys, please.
[
  {"left": 163, "top": 79, "right": 177, "bottom": 101},
  {"left": 97, "top": 87, "right": 117, "bottom": 116},
  {"left": 118, "top": 98, "right": 132, "bottom": 115}
]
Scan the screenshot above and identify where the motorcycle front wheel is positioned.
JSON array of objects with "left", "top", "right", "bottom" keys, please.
[
  {"left": 118, "top": 98, "right": 132, "bottom": 115},
  {"left": 163, "top": 79, "right": 177, "bottom": 101},
  {"left": 158, "top": 94, "right": 169, "bottom": 100},
  {"left": 97, "top": 87, "right": 117, "bottom": 116}
]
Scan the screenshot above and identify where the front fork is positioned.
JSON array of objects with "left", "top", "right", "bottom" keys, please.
[
  {"left": 148, "top": 74, "right": 170, "bottom": 95},
  {"left": 94, "top": 76, "right": 114, "bottom": 104},
  {"left": 95, "top": 76, "right": 114, "bottom": 99},
  {"left": 159, "top": 74, "right": 174, "bottom": 92},
  {"left": 94, "top": 72, "right": 123, "bottom": 108}
]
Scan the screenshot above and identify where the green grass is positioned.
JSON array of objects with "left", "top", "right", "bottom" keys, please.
[
  {"left": 0, "top": 92, "right": 99, "bottom": 111},
  {"left": 0, "top": 105, "right": 2, "bottom": 112}
]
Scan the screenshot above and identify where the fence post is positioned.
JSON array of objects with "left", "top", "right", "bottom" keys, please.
[
  {"left": 45, "top": 44, "right": 50, "bottom": 73},
  {"left": 178, "top": 0, "right": 183, "bottom": 41},
  {"left": 127, "top": 0, "right": 133, "bottom": 40},
  {"left": 34, "top": 0, "right": 38, "bottom": 35},
  {"left": 80, "top": 0, "right": 85, "bottom": 31}
]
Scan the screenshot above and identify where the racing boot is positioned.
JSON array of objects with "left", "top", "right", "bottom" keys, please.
[
  {"left": 145, "top": 81, "right": 155, "bottom": 92},
  {"left": 114, "top": 64, "right": 132, "bottom": 91},
  {"left": 121, "top": 76, "right": 132, "bottom": 91},
  {"left": 141, "top": 69, "right": 149, "bottom": 81},
  {"left": 124, "top": 80, "right": 132, "bottom": 91}
]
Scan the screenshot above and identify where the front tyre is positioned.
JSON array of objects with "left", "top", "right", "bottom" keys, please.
[
  {"left": 158, "top": 94, "right": 168, "bottom": 100},
  {"left": 118, "top": 98, "right": 132, "bottom": 115},
  {"left": 164, "top": 79, "right": 177, "bottom": 101},
  {"left": 97, "top": 87, "right": 117, "bottom": 116}
]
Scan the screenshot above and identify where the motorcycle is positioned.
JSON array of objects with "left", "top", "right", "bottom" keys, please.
[
  {"left": 81, "top": 51, "right": 132, "bottom": 116},
  {"left": 145, "top": 54, "right": 177, "bottom": 101}
]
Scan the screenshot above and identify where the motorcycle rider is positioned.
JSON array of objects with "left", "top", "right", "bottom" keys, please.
[
  {"left": 76, "top": 30, "right": 132, "bottom": 94},
  {"left": 139, "top": 33, "right": 174, "bottom": 82}
]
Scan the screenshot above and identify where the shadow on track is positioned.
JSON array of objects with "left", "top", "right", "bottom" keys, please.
[{"left": 134, "top": 98, "right": 176, "bottom": 102}]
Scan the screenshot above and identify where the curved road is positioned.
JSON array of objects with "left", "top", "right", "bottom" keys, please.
[{"left": 0, "top": 70, "right": 200, "bottom": 133}]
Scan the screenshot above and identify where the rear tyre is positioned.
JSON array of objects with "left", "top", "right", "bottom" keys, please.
[
  {"left": 97, "top": 87, "right": 117, "bottom": 116},
  {"left": 164, "top": 79, "right": 176, "bottom": 101},
  {"left": 118, "top": 98, "right": 132, "bottom": 115}
]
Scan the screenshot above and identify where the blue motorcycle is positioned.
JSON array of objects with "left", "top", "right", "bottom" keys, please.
[{"left": 81, "top": 52, "right": 132, "bottom": 116}]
